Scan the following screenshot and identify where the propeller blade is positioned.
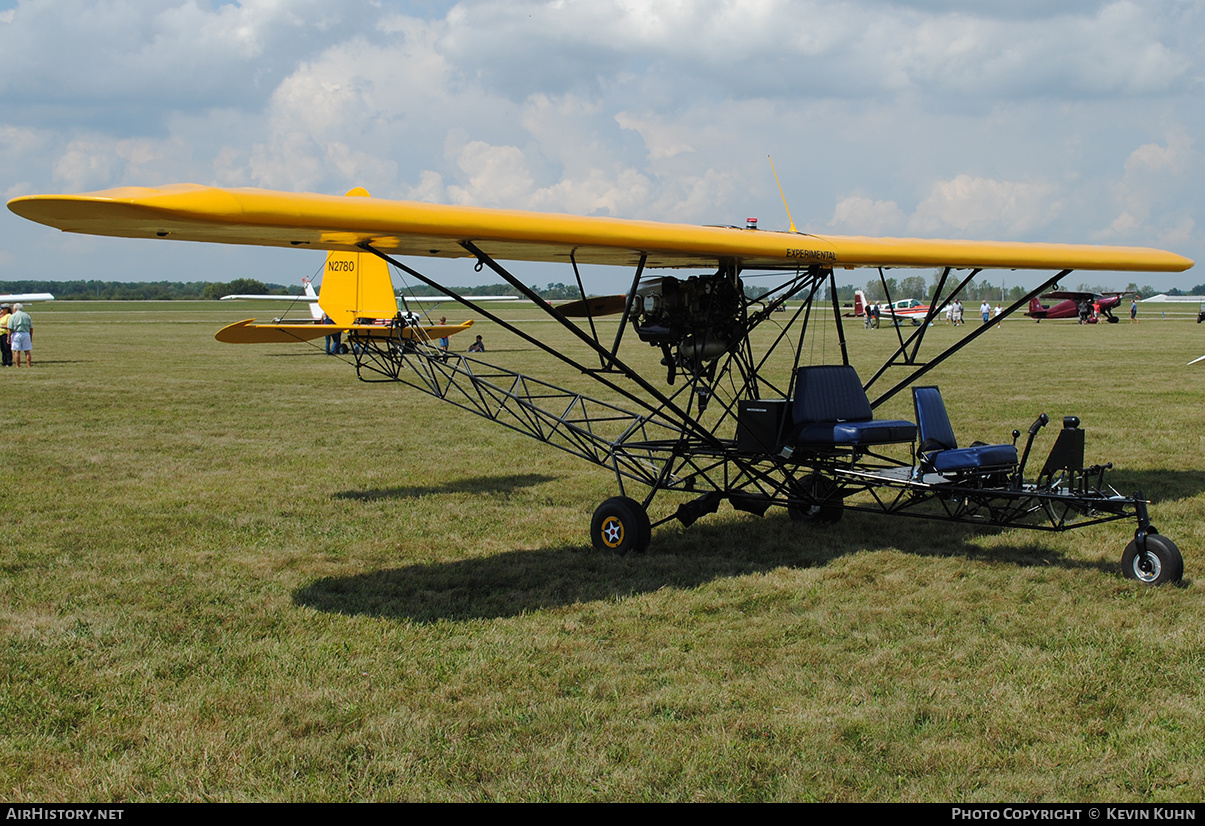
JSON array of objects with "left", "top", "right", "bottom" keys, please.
[{"left": 557, "top": 294, "right": 628, "bottom": 317}]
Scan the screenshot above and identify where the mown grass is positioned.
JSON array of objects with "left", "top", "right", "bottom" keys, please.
[{"left": 2, "top": 299, "right": 1204, "bottom": 801}]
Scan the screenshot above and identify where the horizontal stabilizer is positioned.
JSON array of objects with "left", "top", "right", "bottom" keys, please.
[{"left": 215, "top": 318, "right": 473, "bottom": 344}]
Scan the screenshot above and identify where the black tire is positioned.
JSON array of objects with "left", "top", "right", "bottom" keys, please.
[
  {"left": 591, "top": 496, "right": 651, "bottom": 555},
  {"left": 789, "top": 474, "right": 844, "bottom": 524},
  {"left": 1122, "top": 533, "right": 1184, "bottom": 585}
]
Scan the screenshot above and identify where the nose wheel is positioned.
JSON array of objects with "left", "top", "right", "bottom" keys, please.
[
  {"left": 1122, "top": 533, "right": 1183, "bottom": 586},
  {"left": 591, "top": 496, "right": 651, "bottom": 555}
]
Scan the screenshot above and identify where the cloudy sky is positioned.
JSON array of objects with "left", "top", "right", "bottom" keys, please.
[{"left": 1, "top": 0, "right": 1201, "bottom": 292}]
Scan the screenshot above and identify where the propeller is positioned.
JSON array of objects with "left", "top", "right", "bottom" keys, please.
[{"left": 556, "top": 294, "right": 628, "bottom": 317}]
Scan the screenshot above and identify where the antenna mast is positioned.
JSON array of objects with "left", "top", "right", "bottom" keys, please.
[{"left": 769, "top": 155, "right": 798, "bottom": 233}]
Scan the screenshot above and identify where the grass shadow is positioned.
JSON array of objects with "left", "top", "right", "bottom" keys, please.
[
  {"left": 1102, "top": 468, "right": 1205, "bottom": 504},
  {"left": 294, "top": 510, "right": 1120, "bottom": 623},
  {"left": 14, "top": 360, "right": 88, "bottom": 365},
  {"left": 333, "top": 473, "right": 558, "bottom": 501}
]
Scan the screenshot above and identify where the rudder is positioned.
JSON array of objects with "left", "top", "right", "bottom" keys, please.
[{"left": 316, "top": 188, "right": 398, "bottom": 326}]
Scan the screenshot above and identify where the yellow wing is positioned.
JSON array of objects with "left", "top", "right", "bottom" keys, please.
[{"left": 7, "top": 183, "right": 1194, "bottom": 272}]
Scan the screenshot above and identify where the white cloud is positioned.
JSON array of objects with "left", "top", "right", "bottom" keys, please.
[
  {"left": 446, "top": 140, "right": 535, "bottom": 206},
  {"left": 615, "top": 112, "right": 695, "bottom": 160},
  {"left": 910, "top": 175, "right": 1062, "bottom": 236},
  {"left": 1096, "top": 128, "right": 1198, "bottom": 247},
  {"left": 52, "top": 138, "right": 118, "bottom": 192},
  {"left": 829, "top": 195, "right": 906, "bottom": 236}
]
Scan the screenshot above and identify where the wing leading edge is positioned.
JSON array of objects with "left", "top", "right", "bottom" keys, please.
[{"left": 7, "top": 184, "right": 1194, "bottom": 273}]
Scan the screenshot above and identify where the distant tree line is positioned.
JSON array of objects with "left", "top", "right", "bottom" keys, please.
[
  {"left": 0, "top": 279, "right": 295, "bottom": 300},
  {"left": 398, "top": 283, "right": 520, "bottom": 298}
]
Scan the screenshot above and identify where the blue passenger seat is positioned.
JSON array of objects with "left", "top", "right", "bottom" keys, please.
[
  {"left": 786, "top": 365, "right": 917, "bottom": 447},
  {"left": 912, "top": 386, "right": 1018, "bottom": 473}
]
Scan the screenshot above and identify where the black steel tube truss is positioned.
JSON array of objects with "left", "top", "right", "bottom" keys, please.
[
  {"left": 352, "top": 332, "right": 687, "bottom": 487},
  {"left": 350, "top": 249, "right": 1140, "bottom": 539},
  {"left": 362, "top": 243, "right": 722, "bottom": 448}
]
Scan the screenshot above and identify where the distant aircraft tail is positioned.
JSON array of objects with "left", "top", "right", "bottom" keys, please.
[
  {"left": 853, "top": 290, "right": 866, "bottom": 317},
  {"left": 316, "top": 187, "right": 399, "bottom": 326},
  {"left": 1028, "top": 296, "right": 1046, "bottom": 317}
]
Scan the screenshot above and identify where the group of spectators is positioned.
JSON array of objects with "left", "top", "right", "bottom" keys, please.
[{"left": 0, "top": 304, "right": 32, "bottom": 367}]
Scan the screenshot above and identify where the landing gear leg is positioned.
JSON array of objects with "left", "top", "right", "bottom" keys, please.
[{"left": 1122, "top": 497, "right": 1183, "bottom": 585}]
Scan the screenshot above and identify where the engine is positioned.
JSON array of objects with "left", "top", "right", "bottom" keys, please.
[{"left": 631, "top": 272, "right": 744, "bottom": 386}]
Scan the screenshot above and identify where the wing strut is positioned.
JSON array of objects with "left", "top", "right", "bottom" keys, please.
[
  {"left": 829, "top": 268, "right": 850, "bottom": 367},
  {"left": 609, "top": 254, "right": 647, "bottom": 363},
  {"left": 569, "top": 251, "right": 605, "bottom": 370},
  {"left": 863, "top": 267, "right": 982, "bottom": 392},
  {"left": 868, "top": 269, "right": 1071, "bottom": 409}
]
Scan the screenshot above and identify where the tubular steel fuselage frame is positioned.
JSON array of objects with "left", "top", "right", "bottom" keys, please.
[{"left": 351, "top": 244, "right": 1150, "bottom": 537}]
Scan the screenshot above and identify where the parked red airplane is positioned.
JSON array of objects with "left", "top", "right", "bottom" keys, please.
[{"left": 1026, "top": 290, "right": 1128, "bottom": 323}]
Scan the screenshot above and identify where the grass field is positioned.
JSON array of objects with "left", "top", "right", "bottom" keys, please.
[{"left": 3, "top": 299, "right": 1204, "bottom": 802}]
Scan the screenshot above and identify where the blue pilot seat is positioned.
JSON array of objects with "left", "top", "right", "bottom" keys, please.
[
  {"left": 912, "top": 385, "right": 1018, "bottom": 473},
  {"left": 786, "top": 365, "right": 917, "bottom": 447}
]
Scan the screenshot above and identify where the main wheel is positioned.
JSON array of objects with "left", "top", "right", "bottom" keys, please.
[
  {"left": 590, "top": 496, "right": 651, "bottom": 555},
  {"left": 788, "top": 474, "right": 844, "bottom": 524},
  {"left": 1121, "top": 533, "right": 1184, "bottom": 585}
]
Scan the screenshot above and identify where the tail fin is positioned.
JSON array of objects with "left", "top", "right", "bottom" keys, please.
[
  {"left": 316, "top": 187, "right": 398, "bottom": 326},
  {"left": 302, "top": 278, "right": 322, "bottom": 319},
  {"left": 1028, "top": 296, "right": 1046, "bottom": 317},
  {"left": 853, "top": 290, "right": 866, "bottom": 317}
]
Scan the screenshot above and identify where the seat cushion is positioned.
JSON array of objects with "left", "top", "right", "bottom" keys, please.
[
  {"left": 792, "top": 418, "right": 917, "bottom": 446},
  {"left": 928, "top": 443, "right": 1018, "bottom": 472}
]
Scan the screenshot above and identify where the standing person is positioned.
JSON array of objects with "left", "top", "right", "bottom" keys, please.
[
  {"left": 0, "top": 305, "right": 11, "bottom": 367},
  {"left": 437, "top": 316, "right": 450, "bottom": 351},
  {"left": 322, "top": 314, "right": 341, "bottom": 355},
  {"left": 8, "top": 303, "right": 32, "bottom": 367},
  {"left": 980, "top": 300, "right": 991, "bottom": 324},
  {"left": 952, "top": 299, "right": 964, "bottom": 326},
  {"left": 994, "top": 304, "right": 1002, "bottom": 327},
  {"left": 1130, "top": 297, "right": 1139, "bottom": 324}
]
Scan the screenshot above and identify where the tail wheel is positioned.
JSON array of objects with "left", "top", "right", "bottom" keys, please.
[
  {"left": 591, "top": 496, "right": 651, "bottom": 555},
  {"left": 1122, "top": 533, "right": 1184, "bottom": 586}
]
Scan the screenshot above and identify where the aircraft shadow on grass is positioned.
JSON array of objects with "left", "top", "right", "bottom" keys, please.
[
  {"left": 1100, "top": 468, "right": 1205, "bottom": 506},
  {"left": 294, "top": 467, "right": 1205, "bottom": 623},
  {"left": 333, "top": 473, "right": 558, "bottom": 502}
]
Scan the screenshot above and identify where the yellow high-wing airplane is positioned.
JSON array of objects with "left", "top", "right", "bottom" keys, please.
[{"left": 7, "top": 183, "right": 1195, "bottom": 584}]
